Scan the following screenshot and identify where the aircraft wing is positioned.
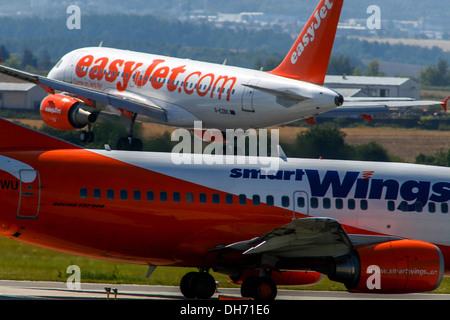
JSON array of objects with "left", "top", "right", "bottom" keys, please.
[
  {"left": 315, "top": 96, "right": 449, "bottom": 120},
  {"left": 224, "top": 217, "right": 401, "bottom": 262},
  {"left": 0, "top": 64, "right": 167, "bottom": 122}
]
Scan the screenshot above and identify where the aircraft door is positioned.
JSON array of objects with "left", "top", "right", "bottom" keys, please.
[
  {"left": 293, "top": 190, "right": 309, "bottom": 218},
  {"left": 241, "top": 79, "right": 260, "bottom": 112},
  {"left": 17, "top": 169, "right": 40, "bottom": 219}
]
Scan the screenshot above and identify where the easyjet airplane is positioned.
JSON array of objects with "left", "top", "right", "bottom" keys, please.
[
  {"left": 0, "top": 0, "right": 446, "bottom": 150},
  {"left": 0, "top": 116, "right": 448, "bottom": 300}
]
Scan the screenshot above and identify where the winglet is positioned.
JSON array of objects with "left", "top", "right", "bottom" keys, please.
[
  {"left": 0, "top": 118, "right": 81, "bottom": 151},
  {"left": 441, "top": 96, "right": 450, "bottom": 111},
  {"left": 268, "top": 0, "right": 344, "bottom": 85}
]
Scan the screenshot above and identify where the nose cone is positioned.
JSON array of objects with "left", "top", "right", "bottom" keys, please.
[{"left": 335, "top": 94, "right": 344, "bottom": 106}]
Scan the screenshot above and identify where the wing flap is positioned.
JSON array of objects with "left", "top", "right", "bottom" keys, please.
[{"left": 226, "top": 218, "right": 353, "bottom": 259}]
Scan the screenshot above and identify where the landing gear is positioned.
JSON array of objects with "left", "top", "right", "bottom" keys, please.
[
  {"left": 116, "top": 112, "right": 143, "bottom": 151},
  {"left": 116, "top": 136, "right": 143, "bottom": 151},
  {"left": 79, "top": 125, "right": 94, "bottom": 144},
  {"left": 241, "top": 276, "right": 277, "bottom": 301},
  {"left": 180, "top": 271, "right": 216, "bottom": 299}
]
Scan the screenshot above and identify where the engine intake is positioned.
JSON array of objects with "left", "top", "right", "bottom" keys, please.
[
  {"left": 329, "top": 239, "right": 444, "bottom": 293},
  {"left": 40, "top": 94, "right": 96, "bottom": 130}
]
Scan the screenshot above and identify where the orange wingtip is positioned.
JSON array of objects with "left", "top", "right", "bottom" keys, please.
[
  {"left": 441, "top": 96, "right": 450, "bottom": 111},
  {"left": 305, "top": 117, "right": 316, "bottom": 125},
  {"left": 360, "top": 114, "right": 373, "bottom": 122}
]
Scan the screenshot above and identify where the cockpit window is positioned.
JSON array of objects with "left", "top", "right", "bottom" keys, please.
[{"left": 55, "top": 59, "right": 63, "bottom": 68}]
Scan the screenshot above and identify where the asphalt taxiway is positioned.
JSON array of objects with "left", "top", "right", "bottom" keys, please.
[{"left": 0, "top": 280, "right": 448, "bottom": 300}]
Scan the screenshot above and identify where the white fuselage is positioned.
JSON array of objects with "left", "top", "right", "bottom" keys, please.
[
  {"left": 92, "top": 149, "right": 450, "bottom": 249},
  {"left": 48, "top": 47, "right": 340, "bottom": 130}
]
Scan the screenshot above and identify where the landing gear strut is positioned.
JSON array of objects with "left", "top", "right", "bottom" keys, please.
[
  {"left": 180, "top": 271, "right": 216, "bottom": 299},
  {"left": 117, "top": 112, "right": 143, "bottom": 151},
  {"left": 79, "top": 124, "right": 94, "bottom": 144}
]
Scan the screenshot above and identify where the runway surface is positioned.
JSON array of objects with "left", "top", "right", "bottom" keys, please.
[{"left": 0, "top": 280, "right": 448, "bottom": 300}]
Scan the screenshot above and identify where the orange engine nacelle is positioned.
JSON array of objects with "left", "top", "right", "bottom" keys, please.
[
  {"left": 331, "top": 239, "right": 444, "bottom": 294},
  {"left": 230, "top": 270, "right": 324, "bottom": 287},
  {"left": 40, "top": 94, "right": 95, "bottom": 130}
]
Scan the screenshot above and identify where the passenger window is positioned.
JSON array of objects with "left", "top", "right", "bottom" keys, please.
[
  {"left": 147, "top": 191, "right": 154, "bottom": 201},
  {"left": 387, "top": 200, "right": 395, "bottom": 212},
  {"left": 310, "top": 197, "right": 318, "bottom": 209},
  {"left": 80, "top": 188, "right": 88, "bottom": 199},
  {"left": 266, "top": 195, "right": 274, "bottom": 206},
  {"left": 186, "top": 192, "right": 194, "bottom": 203},
  {"left": 297, "top": 197, "right": 305, "bottom": 208},
  {"left": 133, "top": 190, "right": 141, "bottom": 201},
  {"left": 348, "top": 199, "right": 355, "bottom": 210},
  {"left": 415, "top": 201, "right": 423, "bottom": 212},
  {"left": 120, "top": 190, "right": 128, "bottom": 200},
  {"left": 335, "top": 198, "right": 343, "bottom": 209},
  {"left": 93, "top": 188, "right": 101, "bottom": 199},
  {"left": 441, "top": 203, "right": 448, "bottom": 214},
  {"left": 239, "top": 194, "right": 247, "bottom": 205},
  {"left": 281, "top": 196, "right": 289, "bottom": 208},
  {"left": 107, "top": 189, "right": 114, "bottom": 200},
  {"left": 199, "top": 193, "right": 207, "bottom": 203},
  {"left": 160, "top": 191, "right": 167, "bottom": 202},
  {"left": 323, "top": 198, "right": 331, "bottom": 209},
  {"left": 225, "top": 194, "right": 233, "bottom": 204},
  {"left": 400, "top": 201, "right": 408, "bottom": 211},
  {"left": 252, "top": 195, "right": 260, "bottom": 206},
  {"left": 428, "top": 202, "right": 436, "bottom": 213},
  {"left": 212, "top": 193, "right": 220, "bottom": 204},
  {"left": 360, "top": 200, "right": 368, "bottom": 210},
  {"left": 173, "top": 192, "right": 181, "bottom": 202}
]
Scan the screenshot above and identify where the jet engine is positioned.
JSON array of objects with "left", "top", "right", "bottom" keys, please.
[
  {"left": 40, "top": 94, "right": 97, "bottom": 130},
  {"left": 329, "top": 239, "right": 444, "bottom": 293}
]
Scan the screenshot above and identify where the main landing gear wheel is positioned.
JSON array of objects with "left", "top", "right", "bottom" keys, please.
[
  {"left": 180, "top": 271, "right": 216, "bottom": 299},
  {"left": 79, "top": 130, "right": 94, "bottom": 144},
  {"left": 241, "top": 276, "right": 277, "bottom": 301}
]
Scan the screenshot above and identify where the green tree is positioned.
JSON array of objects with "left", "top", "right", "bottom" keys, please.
[
  {"left": 21, "top": 47, "right": 37, "bottom": 68},
  {"left": 365, "top": 59, "right": 384, "bottom": 77},
  {"left": 327, "top": 55, "right": 353, "bottom": 75},
  {"left": 419, "top": 59, "right": 450, "bottom": 86},
  {"left": 39, "top": 50, "right": 53, "bottom": 71},
  {"left": 0, "top": 44, "right": 10, "bottom": 60},
  {"left": 351, "top": 141, "right": 390, "bottom": 162},
  {"left": 288, "top": 126, "right": 351, "bottom": 160}
]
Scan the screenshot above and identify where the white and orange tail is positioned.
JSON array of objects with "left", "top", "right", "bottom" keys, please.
[{"left": 268, "top": 0, "right": 344, "bottom": 85}]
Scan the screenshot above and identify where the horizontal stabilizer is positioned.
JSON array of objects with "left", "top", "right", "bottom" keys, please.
[{"left": 242, "top": 84, "right": 311, "bottom": 102}]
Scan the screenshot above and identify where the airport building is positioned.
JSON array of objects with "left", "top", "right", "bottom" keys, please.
[
  {"left": 0, "top": 73, "right": 47, "bottom": 111},
  {"left": 324, "top": 75, "right": 420, "bottom": 100}
]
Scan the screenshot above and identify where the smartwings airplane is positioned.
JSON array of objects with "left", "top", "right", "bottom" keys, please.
[
  {"left": 0, "top": 0, "right": 446, "bottom": 150},
  {"left": 0, "top": 117, "right": 448, "bottom": 300}
]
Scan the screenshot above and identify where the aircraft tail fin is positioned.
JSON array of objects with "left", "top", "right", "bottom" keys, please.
[
  {"left": 268, "top": 0, "right": 343, "bottom": 85},
  {"left": 0, "top": 118, "right": 81, "bottom": 151}
]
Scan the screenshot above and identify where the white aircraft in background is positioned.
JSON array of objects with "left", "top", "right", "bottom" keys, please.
[{"left": 0, "top": 0, "right": 446, "bottom": 149}]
